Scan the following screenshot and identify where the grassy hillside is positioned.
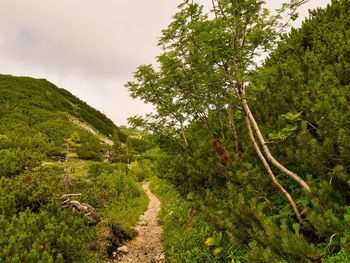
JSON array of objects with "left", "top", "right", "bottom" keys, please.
[
  {"left": 0, "top": 74, "right": 126, "bottom": 175},
  {"left": 0, "top": 74, "right": 116, "bottom": 135},
  {"left": 0, "top": 75, "right": 148, "bottom": 262}
]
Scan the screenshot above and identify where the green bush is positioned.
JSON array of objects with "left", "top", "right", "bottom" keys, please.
[
  {"left": 129, "top": 159, "right": 155, "bottom": 182},
  {"left": 324, "top": 249, "right": 350, "bottom": 263},
  {"left": 0, "top": 149, "right": 44, "bottom": 177},
  {"left": 0, "top": 161, "right": 148, "bottom": 261},
  {"left": 77, "top": 137, "right": 103, "bottom": 161},
  {"left": 0, "top": 204, "right": 96, "bottom": 263},
  {"left": 150, "top": 178, "right": 241, "bottom": 263}
]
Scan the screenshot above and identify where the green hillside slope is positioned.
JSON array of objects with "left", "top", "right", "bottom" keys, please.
[
  {"left": 0, "top": 74, "right": 121, "bottom": 176},
  {"left": 0, "top": 74, "right": 116, "bottom": 135},
  {"left": 0, "top": 75, "right": 148, "bottom": 262}
]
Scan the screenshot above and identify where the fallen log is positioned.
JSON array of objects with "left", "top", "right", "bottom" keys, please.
[{"left": 60, "top": 193, "right": 99, "bottom": 223}]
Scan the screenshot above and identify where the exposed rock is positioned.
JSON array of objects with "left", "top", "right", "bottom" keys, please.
[
  {"left": 137, "top": 221, "right": 148, "bottom": 226},
  {"left": 157, "top": 253, "right": 166, "bottom": 261},
  {"left": 117, "top": 246, "right": 129, "bottom": 254},
  {"left": 152, "top": 253, "right": 166, "bottom": 262}
]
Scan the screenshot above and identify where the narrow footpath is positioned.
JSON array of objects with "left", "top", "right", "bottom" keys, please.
[{"left": 117, "top": 182, "right": 165, "bottom": 263}]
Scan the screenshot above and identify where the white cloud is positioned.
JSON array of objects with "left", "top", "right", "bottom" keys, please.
[{"left": 0, "top": 0, "right": 331, "bottom": 125}]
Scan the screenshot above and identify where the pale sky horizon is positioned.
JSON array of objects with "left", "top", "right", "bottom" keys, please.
[{"left": 0, "top": 0, "right": 331, "bottom": 125}]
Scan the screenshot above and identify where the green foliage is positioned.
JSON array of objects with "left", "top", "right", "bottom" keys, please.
[
  {"left": 150, "top": 177, "right": 251, "bottom": 262},
  {"left": 251, "top": 0, "right": 350, "bottom": 257},
  {"left": 129, "top": 159, "right": 155, "bottom": 182},
  {"left": 0, "top": 74, "right": 121, "bottom": 174},
  {"left": 324, "top": 249, "right": 350, "bottom": 263},
  {"left": 150, "top": 178, "right": 220, "bottom": 262},
  {"left": 0, "top": 149, "right": 44, "bottom": 177},
  {"left": 0, "top": 75, "right": 147, "bottom": 261},
  {"left": 83, "top": 162, "right": 149, "bottom": 234},
  {"left": 127, "top": 137, "right": 150, "bottom": 154},
  {"left": 0, "top": 205, "right": 96, "bottom": 263},
  {"left": 0, "top": 75, "right": 116, "bottom": 137},
  {"left": 128, "top": 0, "right": 350, "bottom": 262},
  {"left": 76, "top": 136, "right": 104, "bottom": 161},
  {"left": 268, "top": 125, "right": 298, "bottom": 141},
  {"left": 0, "top": 168, "right": 62, "bottom": 217},
  {"left": 109, "top": 140, "right": 131, "bottom": 163},
  {"left": 0, "top": 162, "right": 148, "bottom": 262},
  {"left": 253, "top": 0, "right": 350, "bottom": 178},
  {"left": 114, "top": 127, "right": 128, "bottom": 143}
]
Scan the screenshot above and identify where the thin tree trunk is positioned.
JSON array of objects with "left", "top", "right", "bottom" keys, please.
[
  {"left": 218, "top": 112, "right": 226, "bottom": 139},
  {"left": 244, "top": 113, "right": 303, "bottom": 223},
  {"left": 228, "top": 105, "right": 240, "bottom": 154},
  {"left": 240, "top": 88, "right": 311, "bottom": 192},
  {"left": 180, "top": 121, "right": 189, "bottom": 147}
]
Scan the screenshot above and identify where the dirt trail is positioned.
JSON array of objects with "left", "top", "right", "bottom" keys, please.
[{"left": 117, "top": 182, "right": 165, "bottom": 263}]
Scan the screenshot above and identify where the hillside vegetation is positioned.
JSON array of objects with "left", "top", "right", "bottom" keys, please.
[
  {"left": 0, "top": 75, "right": 148, "bottom": 262},
  {"left": 128, "top": 1, "right": 350, "bottom": 262},
  {"left": 0, "top": 74, "right": 125, "bottom": 172},
  {"left": 2, "top": 0, "right": 350, "bottom": 262}
]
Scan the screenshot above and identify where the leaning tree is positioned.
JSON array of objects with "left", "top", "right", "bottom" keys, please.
[{"left": 127, "top": 0, "right": 311, "bottom": 222}]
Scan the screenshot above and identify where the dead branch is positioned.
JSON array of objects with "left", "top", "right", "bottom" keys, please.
[
  {"left": 60, "top": 193, "right": 99, "bottom": 223},
  {"left": 60, "top": 193, "right": 82, "bottom": 199}
]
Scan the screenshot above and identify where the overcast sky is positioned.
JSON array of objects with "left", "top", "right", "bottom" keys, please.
[{"left": 0, "top": 0, "right": 331, "bottom": 125}]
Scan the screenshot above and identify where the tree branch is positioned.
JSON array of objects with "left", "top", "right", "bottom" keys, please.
[
  {"left": 241, "top": 88, "right": 311, "bottom": 192},
  {"left": 244, "top": 112, "right": 303, "bottom": 223}
]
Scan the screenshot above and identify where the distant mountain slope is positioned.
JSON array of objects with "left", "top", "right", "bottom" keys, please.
[
  {"left": 0, "top": 74, "right": 116, "bottom": 136},
  {"left": 0, "top": 74, "right": 123, "bottom": 177}
]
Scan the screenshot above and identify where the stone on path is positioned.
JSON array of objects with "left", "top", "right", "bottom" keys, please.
[{"left": 117, "top": 246, "right": 128, "bottom": 254}]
